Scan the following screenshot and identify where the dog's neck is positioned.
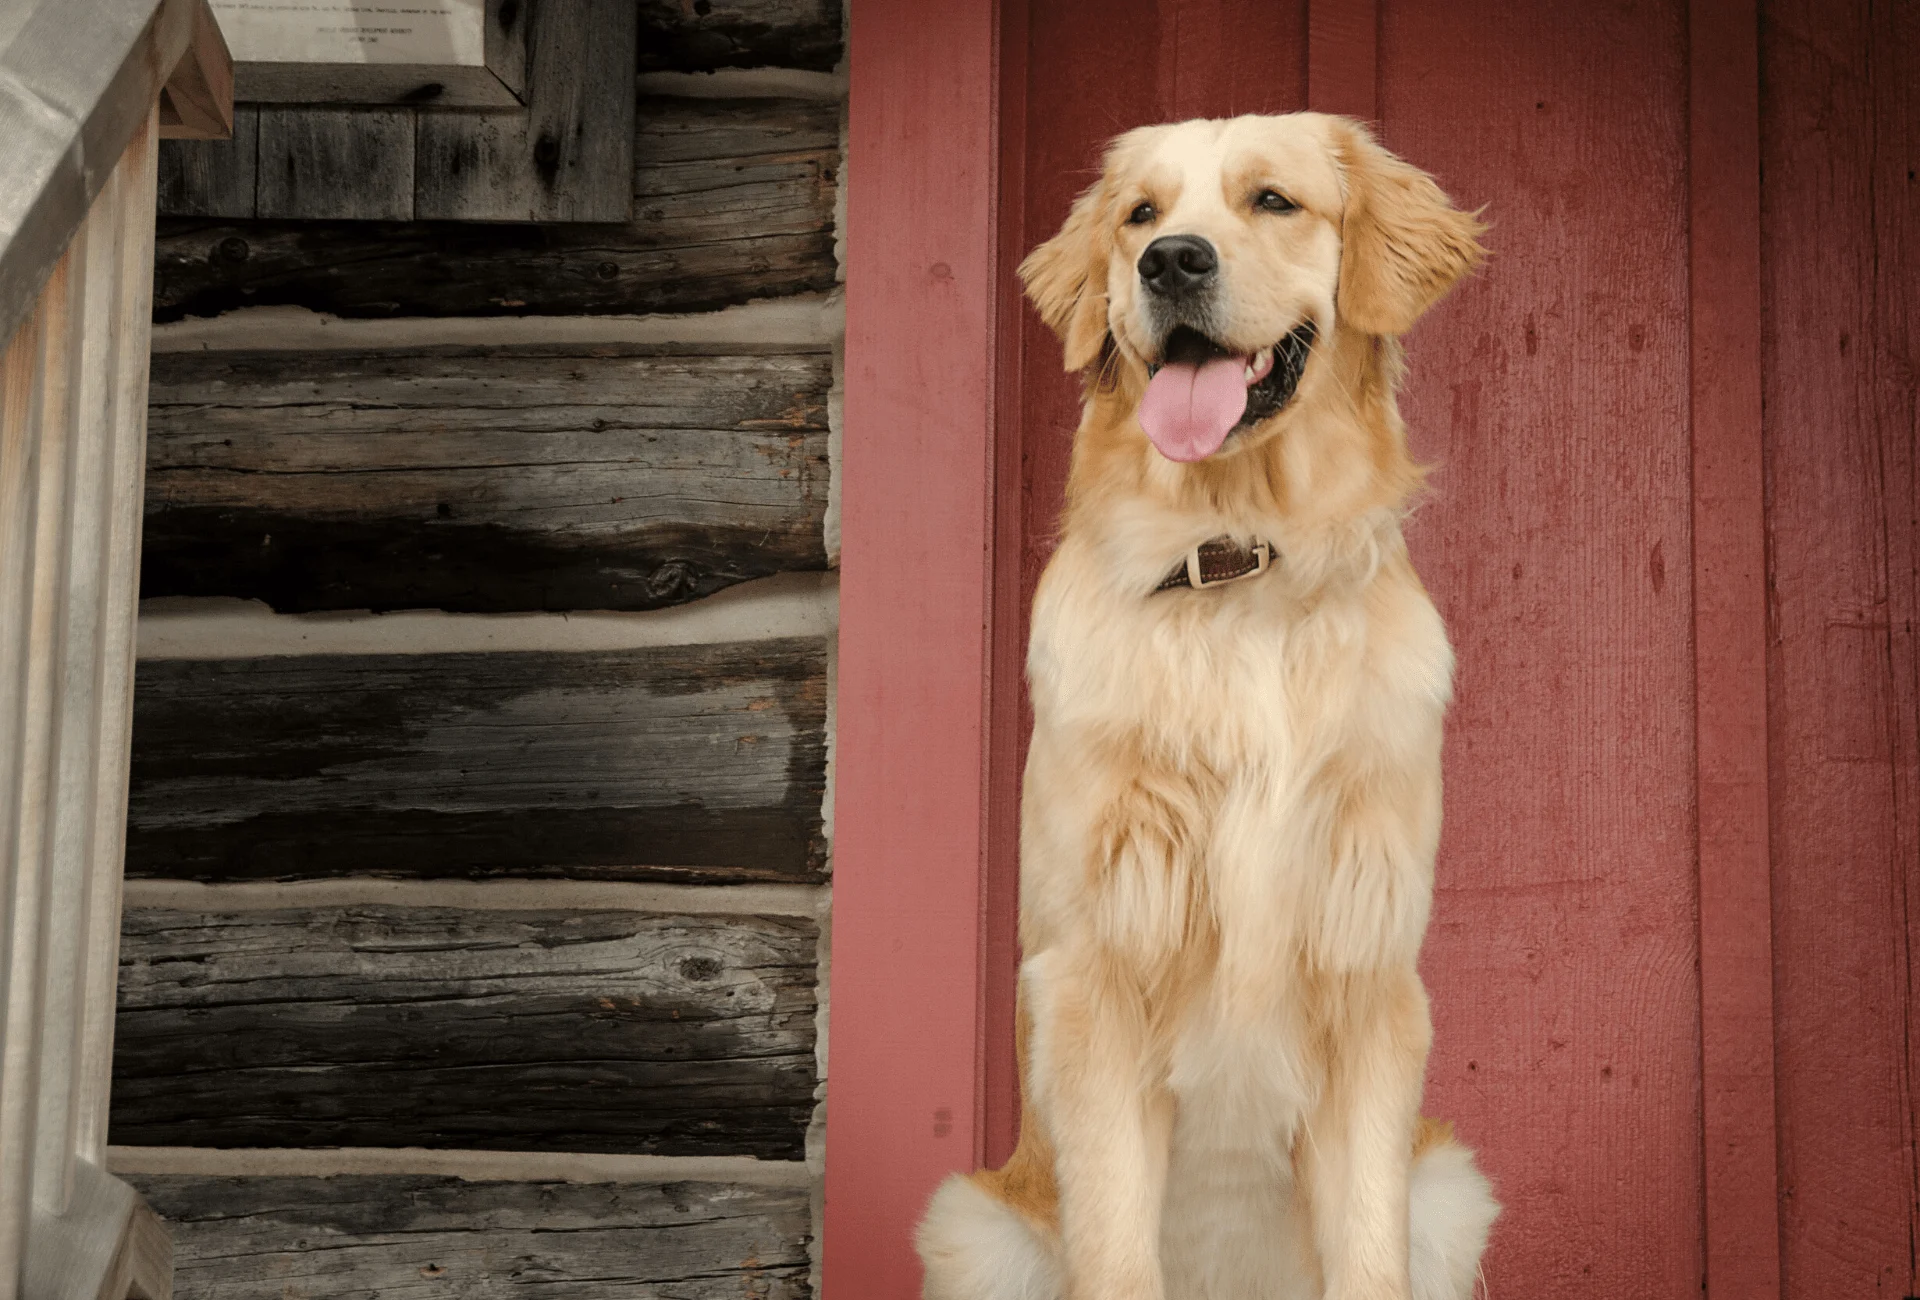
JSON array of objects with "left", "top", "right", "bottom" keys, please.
[{"left": 1060, "top": 326, "right": 1422, "bottom": 593}]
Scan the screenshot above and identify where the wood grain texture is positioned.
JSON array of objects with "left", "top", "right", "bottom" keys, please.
[
  {"left": 111, "top": 907, "right": 818, "bottom": 1156},
  {"left": 142, "top": 346, "right": 831, "bottom": 613},
  {"left": 1688, "top": 0, "right": 1780, "bottom": 1295},
  {"left": 825, "top": 1, "right": 1005, "bottom": 1292},
  {"left": 1306, "top": 0, "right": 1378, "bottom": 121},
  {"left": 485, "top": 0, "right": 530, "bottom": 101},
  {"left": 1761, "top": 0, "right": 1919, "bottom": 1294},
  {"left": 638, "top": 0, "right": 843, "bottom": 73},
  {"left": 158, "top": 105, "right": 256, "bottom": 220},
  {"left": 1379, "top": 1, "right": 1702, "bottom": 1294},
  {"left": 414, "top": 0, "right": 638, "bottom": 222},
  {"left": 125, "top": 640, "right": 829, "bottom": 883},
  {"left": 126, "top": 1173, "right": 811, "bottom": 1299},
  {"left": 157, "top": 0, "right": 234, "bottom": 142},
  {"left": 154, "top": 97, "right": 839, "bottom": 319},
  {"left": 255, "top": 109, "right": 416, "bottom": 222}
]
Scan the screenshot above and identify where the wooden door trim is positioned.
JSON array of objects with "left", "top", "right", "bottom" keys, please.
[
  {"left": 827, "top": 0, "right": 1006, "bottom": 1292},
  {"left": 1687, "top": 0, "right": 1782, "bottom": 1294}
]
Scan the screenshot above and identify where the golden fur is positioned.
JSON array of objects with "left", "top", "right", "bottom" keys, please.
[{"left": 917, "top": 114, "right": 1497, "bottom": 1300}]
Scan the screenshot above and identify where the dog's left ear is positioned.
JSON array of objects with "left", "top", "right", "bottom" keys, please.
[
  {"left": 1334, "top": 120, "right": 1486, "bottom": 337},
  {"left": 1019, "top": 177, "right": 1113, "bottom": 372}
]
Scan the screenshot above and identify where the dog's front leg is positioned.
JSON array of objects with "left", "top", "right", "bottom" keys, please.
[
  {"left": 1025, "top": 949, "right": 1171, "bottom": 1300},
  {"left": 1301, "top": 967, "right": 1431, "bottom": 1300}
]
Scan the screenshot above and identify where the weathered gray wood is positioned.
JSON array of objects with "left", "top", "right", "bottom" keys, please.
[
  {"left": 416, "top": 0, "right": 638, "bottom": 222},
  {"left": 157, "top": 105, "right": 257, "bottom": 219},
  {"left": 638, "top": 0, "right": 843, "bottom": 73},
  {"left": 232, "top": 62, "right": 524, "bottom": 109},
  {"left": 125, "top": 640, "right": 829, "bottom": 883},
  {"left": 125, "top": 1173, "right": 811, "bottom": 1299},
  {"left": 111, "top": 907, "right": 819, "bottom": 1156},
  {"left": 142, "top": 345, "right": 831, "bottom": 613},
  {"left": 154, "top": 98, "right": 839, "bottom": 318},
  {"left": 255, "top": 108, "right": 416, "bottom": 222},
  {"left": 485, "top": 0, "right": 530, "bottom": 101}
]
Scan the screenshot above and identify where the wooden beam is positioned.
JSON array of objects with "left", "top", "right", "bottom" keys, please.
[
  {"left": 125, "top": 640, "right": 830, "bottom": 884},
  {"left": 127, "top": 1172, "right": 810, "bottom": 1297},
  {"left": 154, "top": 97, "right": 840, "bottom": 317},
  {"left": 636, "top": 0, "right": 843, "bottom": 74},
  {"left": 827, "top": 0, "right": 1001, "bottom": 1293},
  {"left": 112, "top": 907, "right": 819, "bottom": 1156},
  {"left": 1306, "top": 0, "right": 1378, "bottom": 122},
  {"left": 157, "top": 0, "right": 232, "bottom": 142},
  {"left": 1687, "top": 0, "right": 1781, "bottom": 1296},
  {"left": 143, "top": 346, "right": 831, "bottom": 613}
]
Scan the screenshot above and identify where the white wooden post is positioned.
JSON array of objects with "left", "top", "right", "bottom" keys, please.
[
  {"left": 0, "top": 113, "right": 172, "bottom": 1300},
  {"left": 0, "top": 3, "right": 230, "bottom": 1297}
]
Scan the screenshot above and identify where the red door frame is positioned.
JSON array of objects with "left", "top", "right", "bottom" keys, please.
[{"left": 826, "top": 1, "right": 1010, "bottom": 1294}]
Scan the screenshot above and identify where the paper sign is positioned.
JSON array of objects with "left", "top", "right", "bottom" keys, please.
[{"left": 209, "top": 0, "right": 487, "bottom": 66}]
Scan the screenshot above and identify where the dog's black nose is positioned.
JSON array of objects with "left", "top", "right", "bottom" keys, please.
[{"left": 1137, "top": 235, "right": 1218, "bottom": 295}]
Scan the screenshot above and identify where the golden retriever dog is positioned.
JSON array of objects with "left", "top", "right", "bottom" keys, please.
[{"left": 915, "top": 114, "right": 1498, "bottom": 1300}]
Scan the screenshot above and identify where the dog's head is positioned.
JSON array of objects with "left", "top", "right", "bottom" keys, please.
[{"left": 1022, "top": 114, "right": 1484, "bottom": 464}]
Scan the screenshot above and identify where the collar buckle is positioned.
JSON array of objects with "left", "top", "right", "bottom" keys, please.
[
  {"left": 1187, "top": 538, "right": 1271, "bottom": 589},
  {"left": 1155, "top": 536, "right": 1276, "bottom": 594}
]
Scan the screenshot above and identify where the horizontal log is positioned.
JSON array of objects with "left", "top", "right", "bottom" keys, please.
[
  {"left": 154, "top": 97, "right": 839, "bottom": 320},
  {"left": 126, "top": 640, "right": 828, "bottom": 883},
  {"left": 143, "top": 345, "right": 832, "bottom": 613},
  {"left": 125, "top": 1174, "right": 811, "bottom": 1298},
  {"left": 638, "top": 0, "right": 843, "bottom": 74},
  {"left": 111, "top": 907, "right": 819, "bottom": 1156}
]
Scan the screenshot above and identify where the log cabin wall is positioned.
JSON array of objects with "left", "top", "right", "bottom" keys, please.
[{"left": 108, "top": 4, "right": 844, "bottom": 1296}]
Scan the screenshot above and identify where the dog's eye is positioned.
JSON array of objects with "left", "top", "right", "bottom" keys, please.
[
  {"left": 1126, "top": 201, "right": 1156, "bottom": 225},
  {"left": 1255, "top": 189, "right": 1298, "bottom": 213}
]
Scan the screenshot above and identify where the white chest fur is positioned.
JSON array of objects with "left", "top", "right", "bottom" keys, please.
[{"left": 1021, "top": 527, "right": 1453, "bottom": 981}]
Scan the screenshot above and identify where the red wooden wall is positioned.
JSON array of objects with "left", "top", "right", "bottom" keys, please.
[
  {"left": 1003, "top": 0, "right": 1707, "bottom": 1293},
  {"left": 831, "top": 0, "right": 1917, "bottom": 1295},
  {"left": 1761, "top": 0, "right": 1919, "bottom": 1294},
  {"left": 982, "top": 1, "right": 1916, "bottom": 1297}
]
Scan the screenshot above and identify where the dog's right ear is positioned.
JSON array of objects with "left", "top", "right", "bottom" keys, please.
[
  {"left": 1334, "top": 120, "right": 1486, "bottom": 337},
  {"left": 1019, "top": 178, "right": 1113, "bottom": 373}
]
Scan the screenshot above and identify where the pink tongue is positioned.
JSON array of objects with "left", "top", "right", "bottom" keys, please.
[{"left": 1138, "top": 357, "right": 1249, "bottom": 462}]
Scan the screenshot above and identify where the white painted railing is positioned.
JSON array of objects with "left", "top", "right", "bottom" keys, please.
[{"left": 0, "top": 3, "right": 229, "bottom": 1298}]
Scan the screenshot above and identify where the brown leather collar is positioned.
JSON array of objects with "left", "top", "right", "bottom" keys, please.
[{"left": 1154, "top": 536, "right": 1276, "bottom": 593}]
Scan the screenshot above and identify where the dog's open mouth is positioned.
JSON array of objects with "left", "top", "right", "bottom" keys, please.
[{"left": 1140, "top": 321, "right": 1317, "bottom": 462}]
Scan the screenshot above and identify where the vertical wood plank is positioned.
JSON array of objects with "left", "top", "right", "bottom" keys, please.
[
  {"left": 156, "top": 106, "right": 256, "bottom": 219},
  {"left": 829, "top": 0, "right": 1000, "bottom": 1293},
  {"left": 484, "top": 0, "right": 529, "bottom": 101},
  {"left": 255, "top": 108, "right": 414, "bottom": 222},
  {"left": 1380, "top": 0, "right": 1704, "bottom": 1294},
  {"left": 1761, "top": 0, "right": 1919, "bottom": 1294},
  {"left": 1687, "top": 0, "right": 1781, "bottom": 1295},
  {"left": 1307, "top": 0, "right": 1379, "bottom": 121},
  {"left": 71, "top": 118, "right": 157, "bottom": 1166},
  {"left": 415, "top": 0, "right": 638, "bottom": 222},
  {"left": 983, "top": 0, "right": 1031, "bottom": 1173}
]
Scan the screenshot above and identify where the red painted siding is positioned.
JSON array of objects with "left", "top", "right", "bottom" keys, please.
[
  {"left": 1689, "top": 0, "right": 1782, "bottom": 1295},
  {"left": 827, "top": 2, "right": 1001, "bottom": 1295},
  {"left": 831, "top": 0, "right": 1920, "bottom": 1292},
  {"left": 1378, "top": 1, "right": 1704, "bottom": 1295},
  {"left": 1761, "top": 1, "right": 1920, "bottom": 1294}
]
